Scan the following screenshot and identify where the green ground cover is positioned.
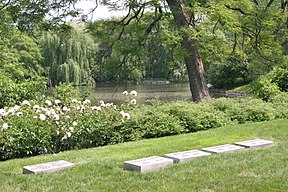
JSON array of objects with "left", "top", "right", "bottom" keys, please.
[{"left": 0, "top": 119, "right": 287, "bottom": 192}]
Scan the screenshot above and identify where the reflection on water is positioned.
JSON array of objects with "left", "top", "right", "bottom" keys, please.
[{"left": 80, "top": 83, "right": 192, "bottom": 104}]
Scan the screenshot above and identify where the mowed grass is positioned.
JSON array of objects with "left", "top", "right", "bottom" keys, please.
[{"left": 1, "top": 119, "right": 288, "bottom": 192}]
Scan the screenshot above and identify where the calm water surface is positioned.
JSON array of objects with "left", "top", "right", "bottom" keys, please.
[{"left": 82, "top": 83, "right": 192, "bottom": 104}]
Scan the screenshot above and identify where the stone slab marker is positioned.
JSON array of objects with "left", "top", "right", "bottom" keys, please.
[
  {"left": 202, "top": 144, "right": 245, "bottom": 154},
  {"left": 164, "top": 150, "right": 211, "bottom": 163},
  {"left": 23, "top": 160, "right": 74, "bottom": 174},
  {"left": 124, "top": 156, "right": 173, "bottom": 172},
  {"left": 234, "top": 139, "right": 274, "bottom": 148}
]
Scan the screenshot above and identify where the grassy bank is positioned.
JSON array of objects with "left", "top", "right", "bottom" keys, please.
[{"left": 0, "top": 119, "right": 287, "bottom": 191}]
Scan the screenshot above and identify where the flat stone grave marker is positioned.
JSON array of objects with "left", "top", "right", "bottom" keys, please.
[
  {"left": 23, "top": 160, "right": 74, "bottom": 174},
  {"left": 164, "top": 150, "right": 211, "bottom": 163},
  {"left": 124, "top": 156, "right": 173, "bottom": 173},
  {"left": 202, "top": 144, "right": 245, "bottom": 154},
  {"left": 234, "top": 139, "right": 274, "bottom": 148}
]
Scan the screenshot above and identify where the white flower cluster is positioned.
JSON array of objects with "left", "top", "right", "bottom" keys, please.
[
  {"left": 119, "top": 90, "right": 138, "bottom": 120},
  {"left": 0, "top": 105, "right": 21, "bottom": 118},
  {"left": 1, "top": 95, "right": 134, "bottom": 137},
  {"left": 60, "top": 124, "right": 76, "bottom": 141},
  {"left": 99, "top": 100, "right": 116, "bottom": 109},
  {"left": 120, "top": 110, "right": 131, "bottom": 120},
  {"left": 123, "top": 90, "right": 137, "bottom": 97},
  {"left": 0, "top": 104, "right": 23, "bottom": 129},
  {"left": 2, "top": 122, "right": 8, "bottom": 129},
  {"left": 123, "top": 90, "right": 138, "bottom": 106}
]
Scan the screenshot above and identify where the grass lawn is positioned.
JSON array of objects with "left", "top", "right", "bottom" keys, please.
[{"left": 1, "top": 119, "right": 288, "bottom": 192}]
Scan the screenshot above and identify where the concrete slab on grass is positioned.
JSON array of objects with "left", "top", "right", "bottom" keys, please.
[
  {"left": 124, "top": 156, "right": 173, "bottom": 172},
  {"left": 23, "top": 160, "right": 74, "bottom": 174},
  {"left": 202, "top": 144, "right": 245, "bottom": 154},
  {"left": 164, "top": 150, "right": 211, "bottom": 163},
  {"left": 234, "top": 139, "right": 274, "bottom": 148}
]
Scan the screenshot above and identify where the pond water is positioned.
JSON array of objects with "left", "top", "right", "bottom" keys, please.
[{"left": 80, "top": 83, "right": 192, "bottom": 104}]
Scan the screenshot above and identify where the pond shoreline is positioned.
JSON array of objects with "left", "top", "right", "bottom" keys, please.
[
  {"left": 95, "top": 80, "right": 176, "bottom": 87},
  {"left": 79, "top": 83, "right": 247, "bottom": 105}
]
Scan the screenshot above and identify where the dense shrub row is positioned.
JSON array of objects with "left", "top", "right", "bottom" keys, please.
[{"left": 1, "top": 92, "right": 288, "bottom": 161}]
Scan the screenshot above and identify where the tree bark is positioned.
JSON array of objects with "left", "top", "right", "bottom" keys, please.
[{"left": 166, "top": 0, "right": 210, "bottom": 102}]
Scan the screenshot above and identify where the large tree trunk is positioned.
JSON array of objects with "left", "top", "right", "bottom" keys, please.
[{"left": 166, "top": 0, "right": 210, "bottom": 102}]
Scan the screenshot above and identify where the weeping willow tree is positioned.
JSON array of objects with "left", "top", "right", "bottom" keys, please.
[{"left": 40, "top": 25, "right": 97, "bottom": 86}]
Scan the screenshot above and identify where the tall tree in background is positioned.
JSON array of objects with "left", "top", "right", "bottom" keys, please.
[
  {"left": 202, "top": 0, "right": 288, "bottom": 88},
  {"left": 40, "top": 26, "right": 97, "bottom": 86},
  {"left": 0, "top": 8, "right": 46, "bottom": 107}
]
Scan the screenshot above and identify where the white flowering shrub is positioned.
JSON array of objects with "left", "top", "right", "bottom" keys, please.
[{"left": 0, "top": 95, "right": 132, "bottom": 160}]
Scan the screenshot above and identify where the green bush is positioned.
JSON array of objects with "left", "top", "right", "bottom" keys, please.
[
  {"left": 251, "top": 66, "right": 288, "bottom": 101},
  {"left": 140, "top": 109, "right": 185, "bottom": 138},
  {"left": 207, "top": 56, "right": 250, "bottom": 89},
  {"left": 0, "top": 74, "right": 46, "bottom": 108},
  {"left": 270, "top": 67, "right": 288, "bottom": 92},
  {"left": 270, "top": 92, "right": 288, "bottom": 118},
  {"left": 162, "top": 101, "right": 231, "bottom": 132},
  {"left": 227, "top": 100, "right": 276, "bottom": 123},
  {"left": 204, "top": 97, "right": 277, "bottom": 123},
  {"left": 252, "top": 76, "right": 281, "bottom": 101},
  {"left": 122, "top": 106, "right": 186, "bottom": 139}
]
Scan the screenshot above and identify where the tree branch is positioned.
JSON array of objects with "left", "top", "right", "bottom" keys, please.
[
  {"left": 0, "top": 0, "right": 11, "bottom": 11},
  {"left": 117, "top": 6, "right": 143, "bottom": 40},
  {"left": 145, "top": 7, "right": 163, "bottom": 34},
  {"left": 252, "top": 0, "right": 259, "bottom": 6},
  {"left": 88, "top": 0, "right": 99, "bottom": 20},
  {"left": 115, "top": 0, "right": 162, "bottom": 40},
  {"left": 265, "top": 0, "right": 275, "bottom": 10},
  {"left": 225, "top": 4, "right": 246, "bottom": 15},
  {"left": 281, "top": 0, "right": 288, "bottom": 11},
  {"left": 232, "top": 32, "right": 237, "bottom": 53}
]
